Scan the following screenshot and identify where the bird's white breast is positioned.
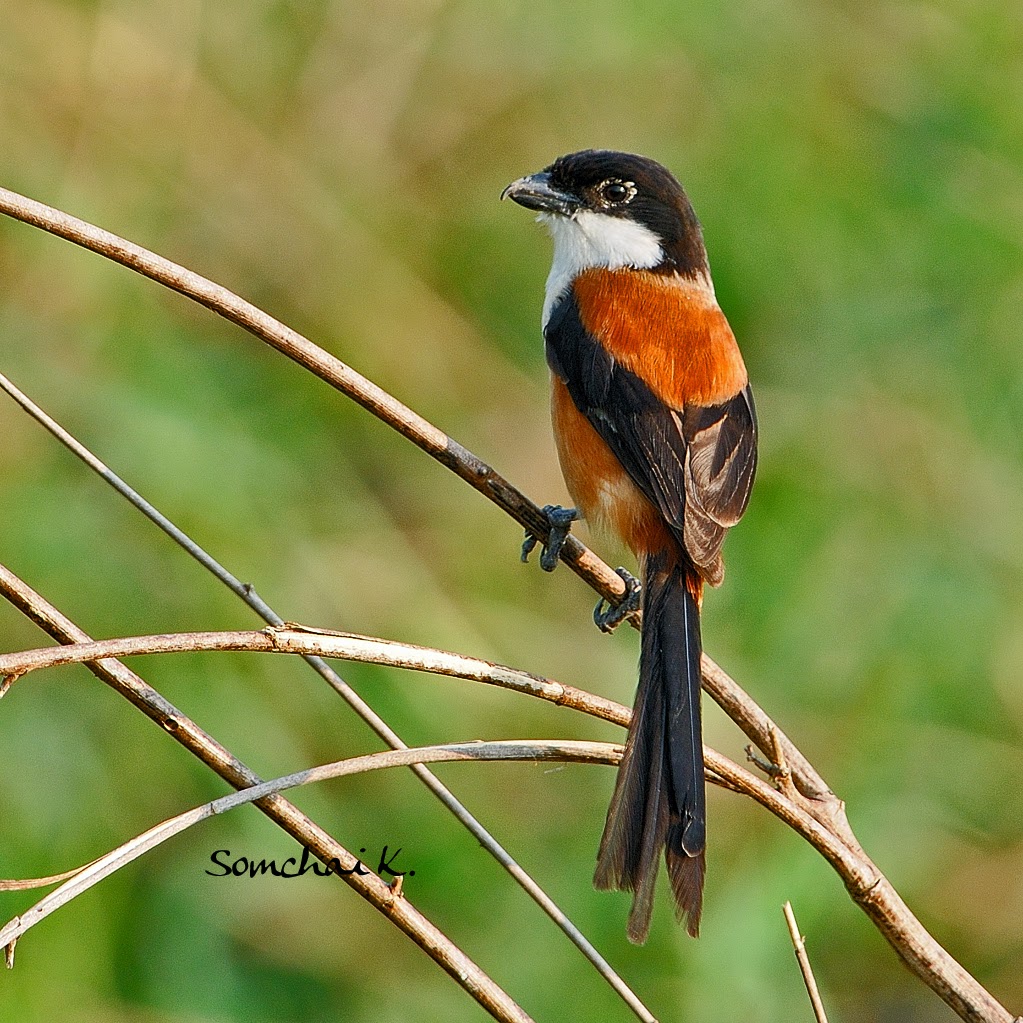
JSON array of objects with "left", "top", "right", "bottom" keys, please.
[{"left": 539, "top": 210, "right": 664, "bottom": 327}]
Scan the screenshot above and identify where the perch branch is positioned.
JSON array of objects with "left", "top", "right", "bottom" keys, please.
[{"left": 0, "top": 186, "right": 635, "bottom": 616}]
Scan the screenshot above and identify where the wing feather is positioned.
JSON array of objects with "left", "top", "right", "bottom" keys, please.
[{"left": 545, "top": 290, "right": 757, "bottom": 582}]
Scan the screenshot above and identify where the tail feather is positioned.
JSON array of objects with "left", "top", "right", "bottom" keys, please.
[
  {"left": 667, "top": 846, "right": 705, "bottom": 936},
  {"left": 594, "top": 551, "right": 706, "bottom": 941}
]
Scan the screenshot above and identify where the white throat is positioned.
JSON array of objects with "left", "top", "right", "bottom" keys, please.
[{"left": 539, "top": 209, "right": 664, "bottom": 326}]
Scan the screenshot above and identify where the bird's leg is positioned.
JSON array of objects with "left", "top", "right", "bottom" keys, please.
[
  {"left": 521, "top": 504, "right": 579, "bottom": 572},
  {"left": 593, "top": 567, "right": 642, "bottom": 633}
]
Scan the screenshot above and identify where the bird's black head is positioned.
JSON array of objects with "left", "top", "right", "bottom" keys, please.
[{"left": 502, "top": 149, "right": 708, "bottom": 278}]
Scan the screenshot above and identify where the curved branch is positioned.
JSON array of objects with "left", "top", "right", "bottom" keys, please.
[
  {"left": 0, "top": 739, "right": 620, "bottom": 954},
  {"left": 0, "top": 186, "right": 630, "bottom": 613},
  {"left": 0, "top": 627, "right": 627, "bottom": 724}
]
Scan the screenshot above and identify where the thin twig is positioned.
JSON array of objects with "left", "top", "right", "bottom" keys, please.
[
  {"left": 0, "top": 627, "right": 626, "bottom": 724},
  {"left": 0, "top": 866, "right": 93, "bottom": 892},
  {"left": 0, "top": 563, "right": 532, "bottom": 1023},
  {"left": 0, "top": 186, "right": 1017, "bottom": 1023},
  {"left": 0, "top": 739, "right": 622, "bottom": 953},
  {"left": 0, "top": 369, "right": 654, "bottom": 1023},
  {"left": 784, "top": 902, "right": 830, "bottom": 1023}
]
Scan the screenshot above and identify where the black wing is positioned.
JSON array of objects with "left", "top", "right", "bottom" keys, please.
[{"left": 545, "top": 291, "right": 757, "bottom": 584}]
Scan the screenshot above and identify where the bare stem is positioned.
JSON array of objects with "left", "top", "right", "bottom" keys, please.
[
  {"left": 0, "top": 627, "right": 626, "bottom": 723},
  {"left": 784, "top": 901, "right": 830, "bottom": 1023},
  {"left": 0, "top": 739, "right": 621, "bottom": 953}
]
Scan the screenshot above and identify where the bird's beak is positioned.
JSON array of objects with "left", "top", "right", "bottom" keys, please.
[{"left": 501, "top": 172, "right": 579, "bottom": 216}]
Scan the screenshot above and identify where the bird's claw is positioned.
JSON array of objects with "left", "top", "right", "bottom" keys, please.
[
  {"left": 593, "top": 568, "right": 642, "bottom": 633},
  {"left": 521, "top": 505, "right": 579, "bottom": 572}
]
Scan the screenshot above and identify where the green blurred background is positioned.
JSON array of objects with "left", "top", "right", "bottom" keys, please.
[{"left": 2, "top": 1, "right": 1021, "bottom": 1020}]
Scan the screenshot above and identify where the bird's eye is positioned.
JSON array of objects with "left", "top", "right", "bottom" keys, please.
[{"left": 598, "top": 180, "right": 635, "bottom": 205}]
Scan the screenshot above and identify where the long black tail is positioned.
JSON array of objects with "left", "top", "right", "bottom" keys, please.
[{"left": 594, "top": 550, "right": 706, "bottom": 942}]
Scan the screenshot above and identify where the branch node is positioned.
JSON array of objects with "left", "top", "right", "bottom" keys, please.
[
  {"left": 262, "top": 624, "right": 286, "bottom": 650},
  {"left": 769, "top": 726, "right": 801, "bottom": 802},
  {"left": 847, "top": 871, "right": 885, "bottom": 906},
  {"left": 745, "top": 743, "right": 783, "bottom": 779},
  {"left": 160, "top": 716, "right": 182, "bottom": 735},
  {"left": 4, "top": 933, "right": 17, "bottom": 969},
  {"left": 0, "top": 671, "right": 22, "bottom": 699}
]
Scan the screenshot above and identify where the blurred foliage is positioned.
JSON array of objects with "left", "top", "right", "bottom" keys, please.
[{"left": 1, "top": 1, "right": 1022, "bottom": 1020}]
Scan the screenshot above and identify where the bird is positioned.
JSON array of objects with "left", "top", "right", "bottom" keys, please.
[{"left": 502, "top": 150, "right": 757, "bottom": 942}]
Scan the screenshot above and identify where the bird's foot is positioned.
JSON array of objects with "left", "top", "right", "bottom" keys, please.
[
  {"left": 593, "top": 568, "right": 642, "bottom": 633},
  {"left": 521, "top": 505, "right": 579, "bottom": 572}
]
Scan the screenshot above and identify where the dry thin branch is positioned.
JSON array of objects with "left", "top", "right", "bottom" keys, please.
[
  {"left": 784, "top": 901, "right": 830, "bottom": 1023},
  {"left": 0, "top": 627, "right": 626, "bottom": 724},
  {"left": 0, "top": 186, "right": 634, "bottom": 615},
  {"left": 0, "top": 564, "right": 532, "bottom": 1023},
  {"left": 0, "top": 186, "right": 1016, "bottom": 1023},
  {"left": 0, "top": 369, "right": 653, "bottom": 1023},
  {"left": 0, "top": 866, "right": 92, "bottom": 892},
  {"left": 0, "top": 739, "right": 621, "bottom": 953}
]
